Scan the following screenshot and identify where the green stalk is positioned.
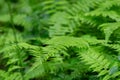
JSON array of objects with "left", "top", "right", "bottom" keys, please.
[{"left": 7, "top": 1, "right": 24, "bottom": 80}]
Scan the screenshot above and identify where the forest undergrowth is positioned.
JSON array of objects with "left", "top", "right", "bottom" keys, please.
[{"left": 0, "top": 0, "right": 120, "bottom": 80}]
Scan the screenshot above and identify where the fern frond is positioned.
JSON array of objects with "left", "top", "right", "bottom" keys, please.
[
  {"left": 99, "top": 22, "right": 120, "bottom": 43},
  {"left": 80, "top": 48, "right": 119, "bottom": 80},
  {"left": 65, "top": 0, "right": 104, "bottom": 29},
  {"left": 86, "top": 10, "right": 120, "bottom": 22},
  {"left": 81, "top": 35, "right": 105, "bottom": 45},
  {"left": 0, "top": 14, "right": 31, "bottom": 29},
  {"left": 0, "top": 70, "right": 23, "bottom": 80},
  {"left": 99, "top": 0, "right": 120, "bottom": 10},
  {"left": 80, "top": 48, "right": 111, "bottom": 72},
  {"left": 24, "top": 36, "right": 90, "bottom": 79},
  {"left": 41, "top": 0, "right": 68, "bottom": 15},
  {"left": 49, "top": 12, "right": 72, "bottom": 37},
  {"left": 24, "top": 62, "right": 45, "bottom": 80},
  {"left": 46, "top": 36, "right": 89, "bottom": 49}
]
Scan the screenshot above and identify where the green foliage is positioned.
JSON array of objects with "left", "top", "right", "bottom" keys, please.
[{"left": 1, "top": 0, "right": 120, "bottom": 80}]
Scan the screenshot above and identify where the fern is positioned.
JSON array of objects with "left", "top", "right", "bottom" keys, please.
[
  {"left": 24, "top": 36, "right": 89, "bottom": 79},
  {"left": 49, "top": 12, "right": 72, "bottom": 37},
  {"left": 99, "top": 22, "right": 120, "bottom": 43},
  {"left": 80, "top": 46, "right": 120, "bottom": 80},
  {"left": 80, "top": 48, "right": 110, "bottom": 79},
  {"left": 0, "top": 14, "right": 32, "bottom": 29},
  {"left": 1, "top": 0, "right": 120, "bottom": 80}
]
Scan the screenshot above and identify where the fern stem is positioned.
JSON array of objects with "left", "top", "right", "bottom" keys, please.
[{"left": 7, "top": 1, "right": 24, "bottom": 80}]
